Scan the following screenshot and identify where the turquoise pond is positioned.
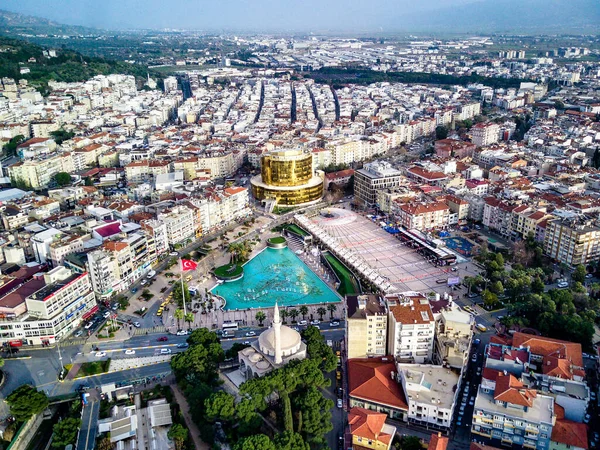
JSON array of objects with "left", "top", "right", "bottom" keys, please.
[{"left": 211, "top": 247, "right": 340, "bottom": 310}]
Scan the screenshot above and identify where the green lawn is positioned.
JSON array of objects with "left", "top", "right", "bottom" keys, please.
[
  {"left": 75, "top": 359, "right": 111, "bottom": 378},
  {"left": 214, "top": 263, "right": 244, "bottom": 280},
  {"left": 268, "top": 236, "right": 286, "bottom": 245},
  {"left": 284, "top": 223, "right": 310, "bottom": 237},
  {"left": 323, "top": 252, "right": 360, "bottom": 296}
]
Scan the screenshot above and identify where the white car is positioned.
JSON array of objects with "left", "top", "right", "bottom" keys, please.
[
  {"left": 147, "top": 270, "right": 156, "bottom": 279},
  {"left": 140, "top": 279, "right": 148, "bottom": 286},
  {"left": 337, "top": 398, "right": 343, "bottom": 409},
  {"left": 329, "top": 321, "right": 340, "bottom": 327},
  {"left": 84, "top": 322, "right": 93, "bottom": 329},
  {"left": 103, "top": 311, "right": 110, "bottom": 318},
  {"left": 133, "top": 322, "right": 141, "bottom": 328},
  {"left": 176, "top": 330, "right": 187, "bottom": 336},
  {"left": 557, "top": 281, "right": 569, "bottom": 288},
  {"left": 310, "top": 319, "right": 320, "bottom": 325},
  {"left": 245, "top": 331, "right": 256, "bottom": 337},
  {"left": 298, "top": 320, "right": 307, "bottom": 326},
  {"left": 160, "top": 348, "right": 172, "bottom": 355},
  {"left": 169, "top": 252, "right": 178, "bottom": 256},
  {"left": 95, "top": 351, "right": 107, "bottom": 357},
  {"left": 125, "top": 349, "right": 135, "bottom": 355}
]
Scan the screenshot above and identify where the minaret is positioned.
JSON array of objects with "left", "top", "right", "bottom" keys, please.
[{"left": 273, "top": 302, "right": 282, "bottom": 364}]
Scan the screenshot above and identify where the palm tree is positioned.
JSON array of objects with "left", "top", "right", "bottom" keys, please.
[
  {"left": 289, "top": 308, "right": 299, "bottom": 323},
  {"left": 317, "top": 307, "right": 326, "bottom": 321},
  {"left": 184, "top": 312, "right": 194, "bottom": 330},
  {"left": 280, "top": 310, "right": 288, "bottom": 324},
  {"left": 255, "top": 311, "right": 266, "bottom": 327},
  {"left": 327, "top": 304, "right": 337, "bottom": 320},
  {"left": 174, "top": 308, "right": 184, "bottom": 330},
  {"left": 299, "top": 305, "right": 309, "bottom": 320},
  {"left": 227, "top": 242, "right": 243, "bottom": 264}
]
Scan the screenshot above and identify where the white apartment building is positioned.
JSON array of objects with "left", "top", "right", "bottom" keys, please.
[
  {"left": 433, "top": 304, "right": 474, "bottom": 368},
  {"left": 0, "top": 266, "right": 97, "bottom": 346},
  {"left": 396, "top": 364, "right": 460, "bottom": 432},
  {"left": 387, "top": 293, "right": 435, "bottom": 363},
  {"left": 157, "top": 205, "right": 195, "bottom": 245},
  {"left": 49, "top": 234, "right": 87, "bottom": 267},
  {"left": 395, "top": 201, "right": 450, "bottom": 232},
  {"left": 471, "top": 122, "right": 500, "bottom": 147},
  {"left": 141, "top": 220, "right": 169, "bottom": 257}
]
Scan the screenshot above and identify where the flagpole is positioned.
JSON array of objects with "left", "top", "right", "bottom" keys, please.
[{"left": 180, "top": 258, "right": 187, "bottom": 317}]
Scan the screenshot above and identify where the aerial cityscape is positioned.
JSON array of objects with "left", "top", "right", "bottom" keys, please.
[{"left": 0, "top": 1, "right": 599, "bottom": 450}]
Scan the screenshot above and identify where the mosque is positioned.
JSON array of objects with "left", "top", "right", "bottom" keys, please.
[{"left": 238, "top": 303, "right": 307, "bottom": 379}]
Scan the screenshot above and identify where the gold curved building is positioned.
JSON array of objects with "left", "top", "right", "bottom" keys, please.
[{"left": 251, "top": 149, "right": 324, "bottom": 207}]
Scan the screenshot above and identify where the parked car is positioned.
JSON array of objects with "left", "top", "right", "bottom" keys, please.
[
  {"left": 95, "top": 351, "right": 107, "bottom": 357},
  {"left": 74, "top": 330, "right": 83, "bottom": 337},
  {"left": 130, "top": 287, "right": 138, "bottom": 294},
  {"left": 111, "top": 304, "right": 119, "bottom": 311},
  {"left": 140, "top": 279, "right": 148, "bottom": 286},
  {"left": 84, "top": 322, "right": 93, "bottom": 329},
  {"left": 157, "top": 336, "right": 168, "bottom": 342},
  {"left": 176, "top": 330, "right": 187, "bottom": 336},
  {"left": 298, "top": 320, "right": 307, "bottom": 326},
  {"left": 557, "top": 281, "right": 569, "bottom": 288},
  {"left": 169, "top": 252, "right": 178, "bottom": 256},
  {"left": 310, "top": 319, "right": 320, "bottom": 325},
  {"left": 473, "top": 338, "right": 481, "bottom": 345},
  {"left": 337, "top": 398, "right": 343, "bottom": 409},
  {"left": 77, "top": 384, "right": 90, "bottom": 392},
  {"left": 329, "top": 321, "right": 340, "bottom": 327},
  {"left": 103, "top": 311, "right": 111, "bottom": 318}
]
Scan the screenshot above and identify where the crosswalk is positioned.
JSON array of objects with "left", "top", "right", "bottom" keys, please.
[{"left": 133, "top": 326, "right": 166, "bottom": 336}]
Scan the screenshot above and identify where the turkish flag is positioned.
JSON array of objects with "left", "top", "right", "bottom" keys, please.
[{"left": 181, "top": 259, "right": 198, "bottom": 271}]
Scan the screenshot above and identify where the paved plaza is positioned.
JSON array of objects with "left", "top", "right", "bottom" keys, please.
[{"left": 303, "top": 208, "right": 472, "bottom": 295}]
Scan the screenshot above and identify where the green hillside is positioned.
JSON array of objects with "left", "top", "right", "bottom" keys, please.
[{"left": 0, "top": 36, "right": 162, "bottom": 94}]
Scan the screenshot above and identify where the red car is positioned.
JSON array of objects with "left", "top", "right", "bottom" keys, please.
[{"left": 157, "top": 336, "right": 168, "bottom": 342}]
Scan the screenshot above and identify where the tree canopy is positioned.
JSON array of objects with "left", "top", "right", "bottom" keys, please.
[
  {"left": 6, "top": 385, "right": 49, "bottom": 422},
  {"left": 51, "top": 418, "right": 81, "bottom": 448},
  {"left": 54, "top": 172, "right": 72, "bottom": 187}
]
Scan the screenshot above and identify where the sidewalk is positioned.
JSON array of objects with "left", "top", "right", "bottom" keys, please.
[{"left": 171, "top": 385, "right": 210, "bottom": 450}]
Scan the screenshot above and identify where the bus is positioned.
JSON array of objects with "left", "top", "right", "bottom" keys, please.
[{"left": 222, "top": 322, "right": 238, "bottom": 332}]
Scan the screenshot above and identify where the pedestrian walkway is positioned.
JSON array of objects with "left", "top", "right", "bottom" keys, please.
[
  {"left": 108, "top": 355, "right": 171, "bottom": 372},
  {"left": 171, "top": 385, "right": 210, "bottom": 450},
  {"left": 133, "top": 326, "right": 166, "bottom": 336}
]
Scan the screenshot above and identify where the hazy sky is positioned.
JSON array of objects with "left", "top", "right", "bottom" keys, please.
[{"left": 2, "top": 0, "right": 478, "bottom": 32}]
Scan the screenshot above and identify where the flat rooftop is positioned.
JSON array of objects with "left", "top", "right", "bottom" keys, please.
[
  {"left": 398, "top": 364, "right": 459, "bottom": 409},
  {"left": 30, "top": 273, "right": 82, "bottom": 301}
]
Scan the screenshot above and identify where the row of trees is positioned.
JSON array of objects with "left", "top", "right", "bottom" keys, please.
[{"left": 255, "top": 304, "right": 338, "bottom": 326}]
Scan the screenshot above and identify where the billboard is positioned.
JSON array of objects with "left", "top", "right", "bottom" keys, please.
[{"left": 447, "top": 277, "right": 461, "bottom": 286}]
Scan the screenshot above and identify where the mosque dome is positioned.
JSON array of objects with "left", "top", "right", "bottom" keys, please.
[{"left": 258, "top": 325, "right": 302, "bottom": 357}]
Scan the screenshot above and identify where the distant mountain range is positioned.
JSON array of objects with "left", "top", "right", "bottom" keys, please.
[
  {"left": 398, "top": 0, "right": 600, "bottom": 33},
  {"left": 1, "top": 2, "right": 600, "bottom": 35},
  {"left": 0, "top": 9, "right": 100, "bottom": 36}
]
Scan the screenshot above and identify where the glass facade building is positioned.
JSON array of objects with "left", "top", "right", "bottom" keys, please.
[{"left": 251, "top": 149, "right": 324, "bottom": 206}]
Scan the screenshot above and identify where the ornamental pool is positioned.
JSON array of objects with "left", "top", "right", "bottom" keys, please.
[{"left": 211, "top": 247, "right": 341, "bottom": 310}]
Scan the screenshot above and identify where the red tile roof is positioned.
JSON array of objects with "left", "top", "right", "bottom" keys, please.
[
  {"left": 551, "top": 420, "right": 588, "bottom": 449},
  {"left": 511, "top": 332, "right": 583, "bottom": 373},
  {"left": 348, "top": 357, "right": 408, "bottom": 411},
  {"left": 493, "top": 374, "right": 537, "bottom": 407},
  {"left": 428, "top": 433, "right": 449, "bottom": 450},
  {"left": 348, "top": 407, "right": 392, "bottom": 445}
]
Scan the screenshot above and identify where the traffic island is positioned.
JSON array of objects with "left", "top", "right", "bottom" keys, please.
[
  {"left": 213, "top": 263, "right": 244, "bottom": 281},
  {"left": 266, "top": 236, "right": 287, "bottom": 249}
]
